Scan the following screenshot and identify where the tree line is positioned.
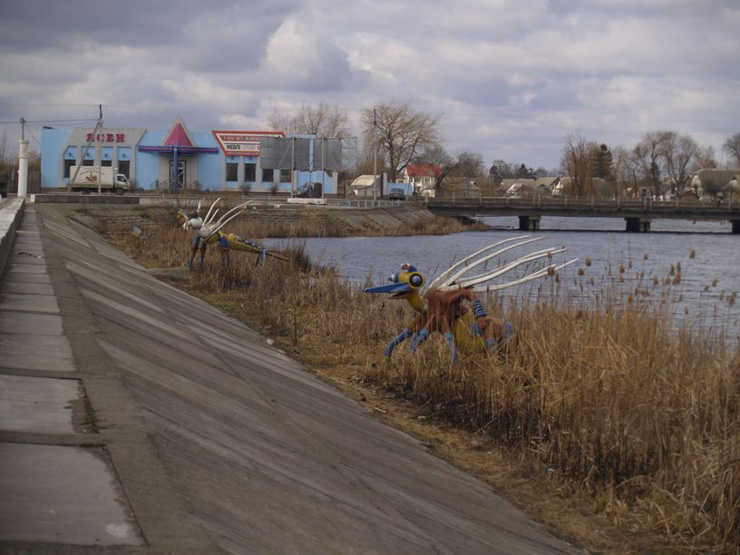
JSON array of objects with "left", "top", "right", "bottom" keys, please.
[{"left": 269, "top": 102, "right": 740, "bottom": 198}]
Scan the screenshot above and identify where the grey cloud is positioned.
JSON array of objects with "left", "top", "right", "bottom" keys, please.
[{"left": 0, "top": 0, "right": 299, "bottom": 54}]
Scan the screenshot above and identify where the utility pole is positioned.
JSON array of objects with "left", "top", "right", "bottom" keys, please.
[
  {"left": 68, "top": 105, "right": 103, "bottom": 193},
  {"left": 18, "top": 118, "right": 28, "bottom": 198},
  {"left": 96, "top": 104, "right": 102, "bottom": 194},
  {"left": 373, "top": 109, "right": 378, "bottom": 201}
]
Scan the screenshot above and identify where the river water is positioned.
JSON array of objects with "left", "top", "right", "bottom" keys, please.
[{"left": 265, "top": 216, "right": 740, "bottom": 341}]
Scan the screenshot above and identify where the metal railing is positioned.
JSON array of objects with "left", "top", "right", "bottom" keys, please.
[{"left": 422, "top": 194, "right": 739, "bottom": 219}]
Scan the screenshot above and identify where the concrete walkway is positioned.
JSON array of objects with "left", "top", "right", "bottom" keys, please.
[{"left": 0, "top": 202, "right": 580, "bottom": 554}]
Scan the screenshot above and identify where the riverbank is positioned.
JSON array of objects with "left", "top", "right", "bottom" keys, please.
[
  {"left": 78, "top": 203, "right": 739, "bottom": 552},
  {"left": 66, "top": 201, "right": 488, "bottom": 238}
]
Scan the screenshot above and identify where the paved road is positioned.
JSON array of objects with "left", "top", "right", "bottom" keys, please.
[{"left": 0, "top": 203, "right": 580, "bottom": 554}]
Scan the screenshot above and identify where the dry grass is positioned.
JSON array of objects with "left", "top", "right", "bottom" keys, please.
[{"left": 110, "top": 214, "right": 740, "bottom": 553}]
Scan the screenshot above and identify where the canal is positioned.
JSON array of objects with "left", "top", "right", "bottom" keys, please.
[{"left": 265, "top": 216, "right": 740, "bottom": 341}]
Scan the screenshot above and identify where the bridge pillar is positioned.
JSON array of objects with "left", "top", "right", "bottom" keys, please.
[
  {"left": 625, "top": 217, "right": 651, "bottom": 233},
  {"left": 518, "top": 215, "right": 541, "bottom": 231},
  {"left": 733, "top": 220, "right": 740, "bottom": 234}
]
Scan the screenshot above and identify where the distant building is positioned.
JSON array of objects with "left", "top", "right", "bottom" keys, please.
[
  {"left": 349, "top": 174, "right": 383, "bottom": 197},
  {"left": 402, "top": 164, "right": 441, "bottom": 194},
  {"left": 690, "top": 169, "right": 738, "bottom": 198},
  {"left": 40, "top": 116, "right": 338, "bottom": 194}
]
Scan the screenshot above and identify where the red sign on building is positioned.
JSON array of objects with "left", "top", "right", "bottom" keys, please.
[{"left": 86, "top": 133, "right": 126, "bottom": 143}]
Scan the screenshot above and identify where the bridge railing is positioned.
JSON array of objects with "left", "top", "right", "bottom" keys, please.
[{"left": 422, "top": 194, "right": 739, "bottom": 216}]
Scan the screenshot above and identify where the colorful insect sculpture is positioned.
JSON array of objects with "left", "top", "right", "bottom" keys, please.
[
  {"left": 177, "top": 198, "right": 284, "bottom": 269},
  {"left": 364, "top": 236, "right": 577, "bottom": 363}
]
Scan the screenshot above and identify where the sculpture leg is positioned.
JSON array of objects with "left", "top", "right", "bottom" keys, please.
[
  {"left": 384, "top": 329, "right": 412, "bottom": 358},
  {"left": 443, "top": 332, "right": 458, "bottom": 364},
  {"left": 199, "top": 244, "right": 207, "bottom": 270},
  {"left": 410, "top": 328, "right": 430, "bottom": 351},
  {"left": 188, "top": 237, "right": 201, "bottom": 270},
  {"left": 218, "top": 235, "right": 230, "bottom": 269}
]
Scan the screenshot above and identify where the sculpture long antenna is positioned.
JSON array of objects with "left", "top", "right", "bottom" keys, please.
[
  {"left": 204, "top": 198, "right": 222, "bottom": 224},
  {"left": 428, "top": 236, "right": 535, "bottom": 290},
  {"left": 447, "top": 247, "right": 567, "bottom": 290},
  {"left": 436, "top": 236, "right": 545, "bottom": 290},
  {"left": 208, "top": 201, "right": 251, "bottom": 236},
  {"left": 468, "top": 258, "right": 578, "bottom": 293}
]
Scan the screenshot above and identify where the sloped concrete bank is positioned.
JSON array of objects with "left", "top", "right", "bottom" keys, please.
[{"left": 0, "top": 202, "right": 579, "bottom": 553}]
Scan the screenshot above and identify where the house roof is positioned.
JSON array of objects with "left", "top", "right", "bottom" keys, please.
[
  {"left": 500, "top": 178, "right": 535, "bottom": 189},
  {"left": 163, "top": 116, "right": 195, "bottom": 147},
  {"left": 405, "top": 164, "right": 442, "bottom": 178},
  {"left": 350, "top": 175, "right": 381, "bottom": 189},
  {"left": 534, "top": 177, "right": 559, "bottom": 188}
]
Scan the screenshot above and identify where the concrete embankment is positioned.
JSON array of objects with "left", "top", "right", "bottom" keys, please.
[
  {"left": 0, "top": 200, "right": 578, "bottom": 553},
  {"left": 0, "top": 198, "right": 25, "bottom": 277}
]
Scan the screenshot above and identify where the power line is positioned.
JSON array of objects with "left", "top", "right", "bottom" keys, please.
[{"left": 25, "top": 126, "right": 41, "bottom": 147}]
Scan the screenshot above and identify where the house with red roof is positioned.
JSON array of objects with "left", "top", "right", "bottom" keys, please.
[{"left": 402, "top": 164, "right": 442, "bottom": 195}]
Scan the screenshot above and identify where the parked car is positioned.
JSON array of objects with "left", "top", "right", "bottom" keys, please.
[
  {"left": 296, "top": 182, "right": 322, "bottom": 198},
  {"left": 388, "top": 187, "right": 406, "bottom": 200}
]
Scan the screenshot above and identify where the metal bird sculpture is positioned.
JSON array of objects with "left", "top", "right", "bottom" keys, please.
[
  {"left": 177, "top": 198, "right": 285, "bottom": 269},
  {"left": 365, "top": 236, "right": 577, "bottom": 363}
]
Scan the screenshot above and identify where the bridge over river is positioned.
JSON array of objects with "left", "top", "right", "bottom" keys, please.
[{"left": 423, "top": 196, "right": 740, "bottom": 233}]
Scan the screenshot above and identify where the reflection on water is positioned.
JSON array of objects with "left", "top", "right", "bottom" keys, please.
[{"left": 265, "top": 217, "right": 740, "bottom": 341}]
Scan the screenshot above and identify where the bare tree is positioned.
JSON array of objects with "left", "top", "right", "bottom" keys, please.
[
  {"left": 561, "top": 132, "right": 599, "bottom": 197},
  {"left": 362, "top": 101, "right": 440, "bottom": 183},
  {"left": 610, "top": 145, "right": 632, "bottom": 198},
  {"left": 661, "top": 131, "right": 699, "bottom": 194},
  {"left": 453, "top": 151, "right": 485, "bottom": 180},
  {"left": 692, "top": 146, "right": 718, "bottom": 171},
  {"left": 632, "top": 131, "right": 672, "bottom": 198},
  {"left": 266, "top": 108, "right": 294, "bottom": 134},
  {"left": 267, "top": 103, "right": 351, "bottom": 138},
  {"left": 722, "top": 133, "right": 740, "bottom": 167}
]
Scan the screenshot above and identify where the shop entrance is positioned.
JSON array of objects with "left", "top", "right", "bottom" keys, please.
[{"left": 169, "top": 159, "right": 187, "bottom": 190}]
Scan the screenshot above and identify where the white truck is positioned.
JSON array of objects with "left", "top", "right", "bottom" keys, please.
[{"left": 69, "top": 166, "right": 131, "bottom": 194}]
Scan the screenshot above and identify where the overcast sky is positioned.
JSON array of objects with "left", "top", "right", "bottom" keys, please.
[{"left": 1, "top": 0, "right": 738, "bottom": 171}]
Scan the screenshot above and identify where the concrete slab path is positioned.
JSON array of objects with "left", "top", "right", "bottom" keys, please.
[{"left": 0, "top": 203, "right": 581, "bottom": 554}]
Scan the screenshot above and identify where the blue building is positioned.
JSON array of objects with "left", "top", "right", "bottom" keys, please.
[{"left": 40, "top": 117, "right": 337, "bottom": 194}]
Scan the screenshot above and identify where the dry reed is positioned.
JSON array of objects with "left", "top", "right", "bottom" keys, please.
[{"left": 110, "top": 215, "right": 739, "bottom": 551}]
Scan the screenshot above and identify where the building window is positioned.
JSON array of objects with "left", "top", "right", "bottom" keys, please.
[
  {"left": 101, "top": 159, "right": 112, "bottom": 167},
  {"left": 64, "top": 159, "right": 75, "bottom": 178},
  {"left": 280, "top": 169, "right": 291, "bottom": 183},
  {"left": 226, "top": 162, "right": 238, "bottom": 182},
  {"left": 82, "top": 159, "right": 94, "bottom": 166},
  {"left": 262, "top": 168, "right": 274, "bottom": 183},
  {"left": 118, "top": 160, "right": 130, "bottom": 178},
  {"left": 244, "top": 163, "right": 256, "bottom": 182}
]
